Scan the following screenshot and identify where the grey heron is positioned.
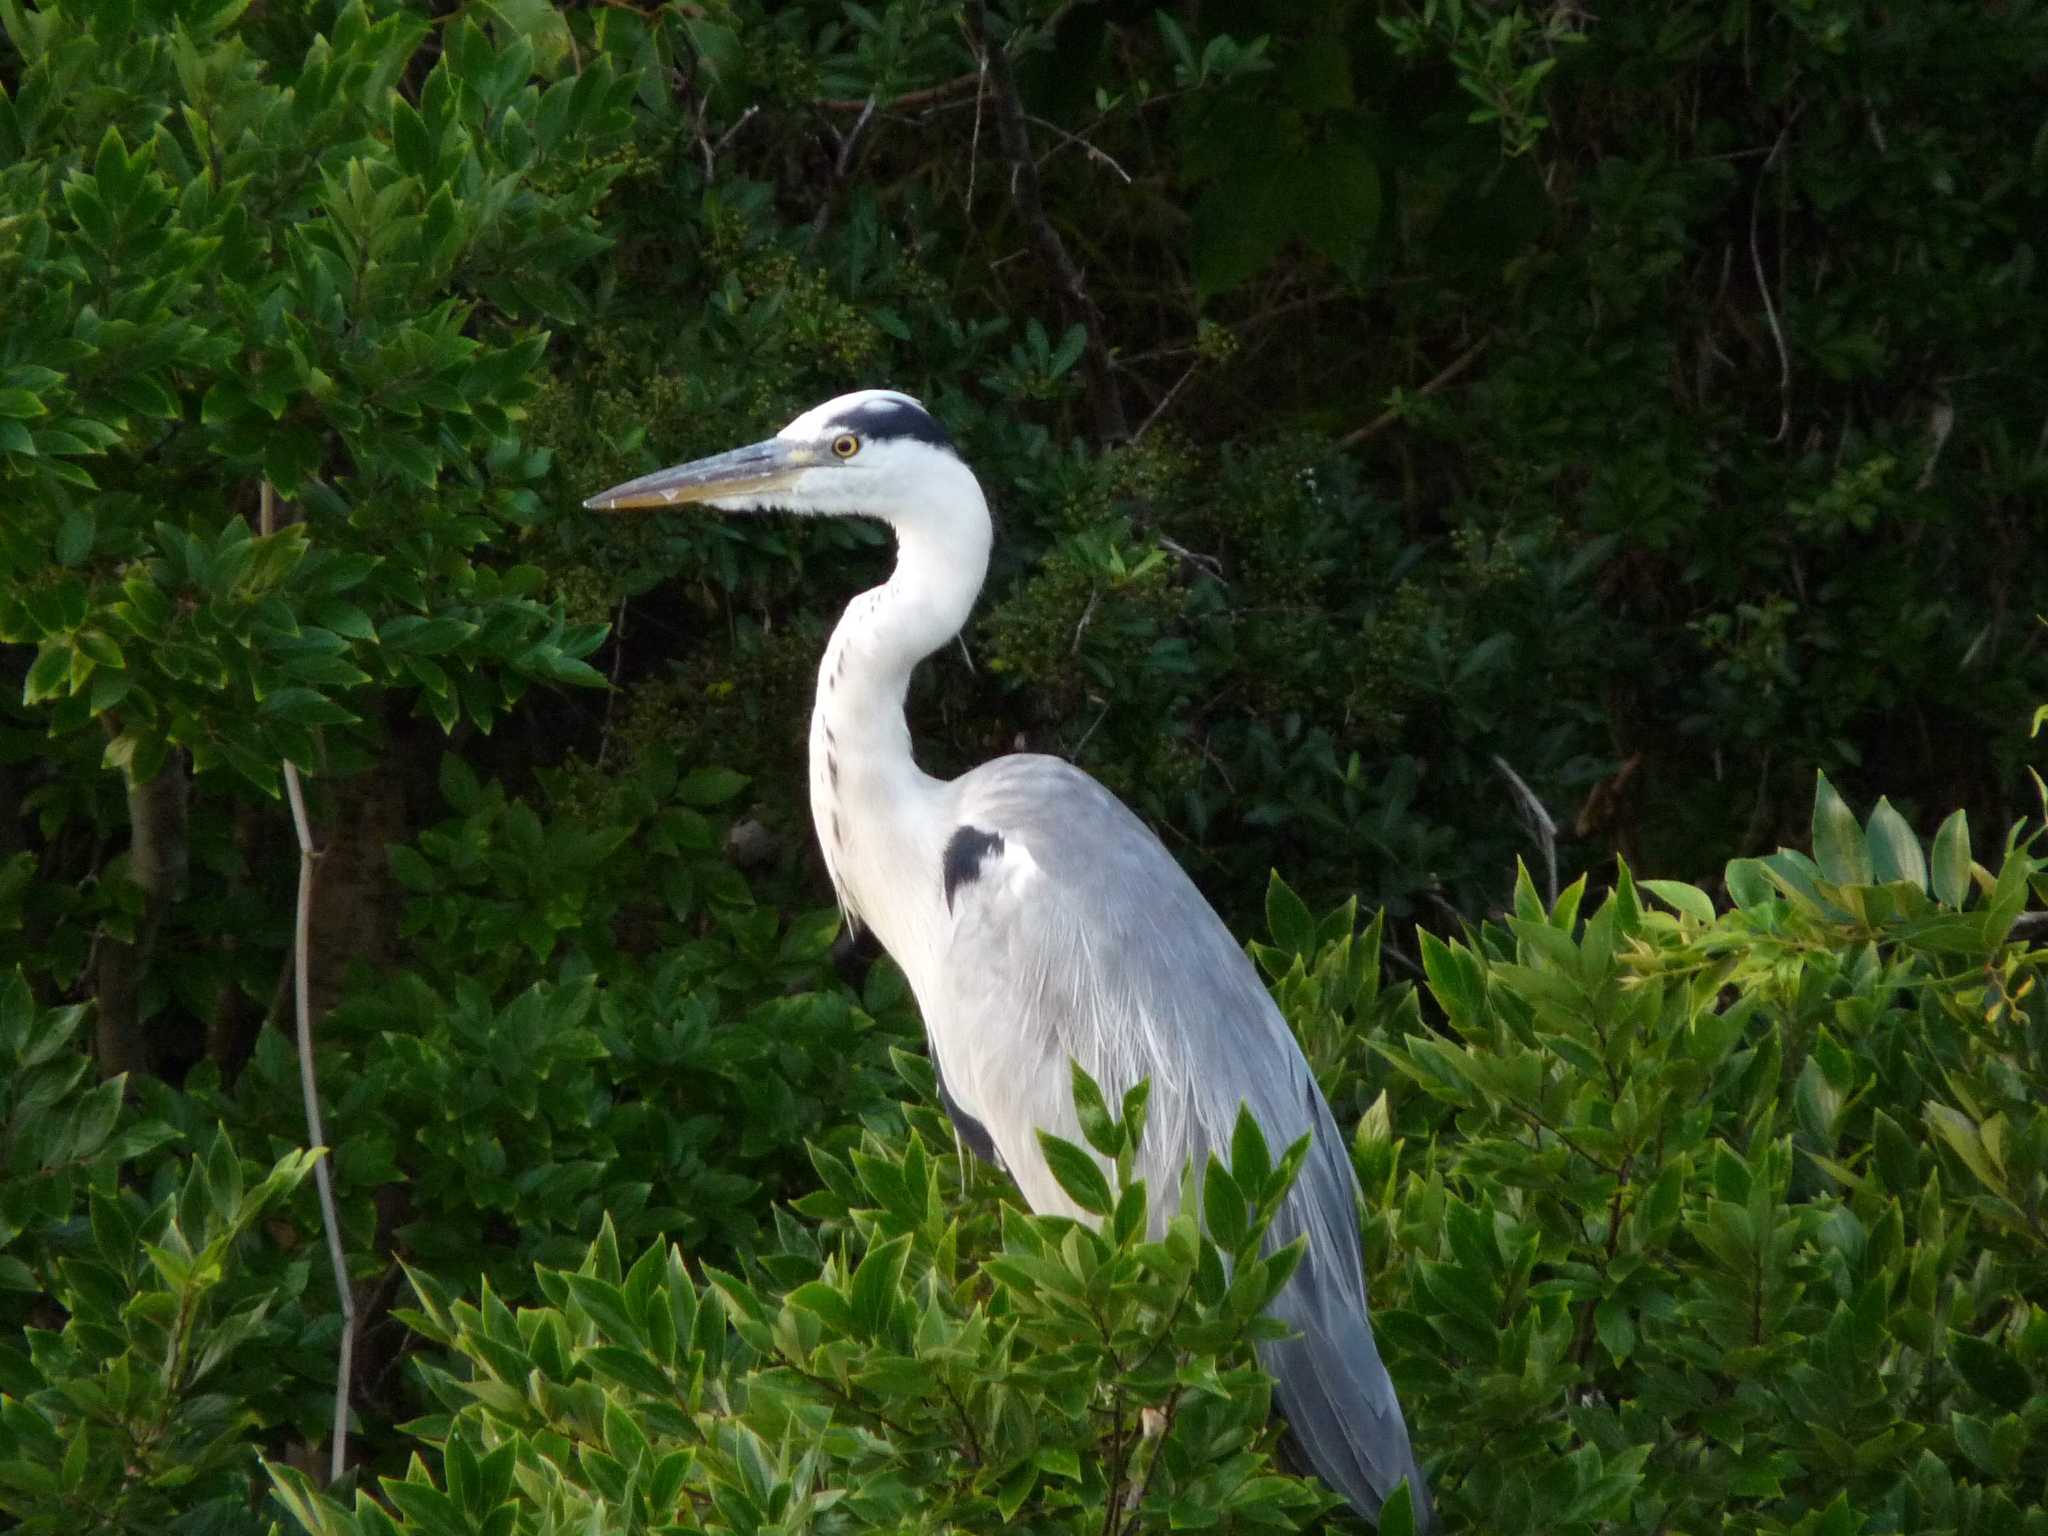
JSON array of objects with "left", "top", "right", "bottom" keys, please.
[{"left": 586, "top": 389, "right": 1433, "bottom": 1529}]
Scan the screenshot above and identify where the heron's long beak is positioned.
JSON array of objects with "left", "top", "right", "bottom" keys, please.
[{"left": 582, "top": 437, "right": 818, "bottom": 510}]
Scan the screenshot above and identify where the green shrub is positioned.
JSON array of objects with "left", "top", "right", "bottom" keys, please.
[
  {"left": 0, "top": 972, "right": 322, "bottom": 1532},
  {"left": 269, "top": 1064, "right": 1345, "bottom": 1536},
  {"left": 1364, "top": 772, "right": 2048, "bottom": 1531},
  {"left": 6, "top": 1, "right": 2048, "bottom": 1530},
  {"left": 263, "top": 773, "right": 2046, "bottom": 1534}
]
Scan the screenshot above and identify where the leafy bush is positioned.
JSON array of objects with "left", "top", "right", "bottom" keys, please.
[
  {"left": 5, "top": 1, "right": 2048, "bottom": 1531},
  {"left": 1365, "top": 773, "right": 2048, "bottom": 1531},
  {"left": 269, "top": 1065, "right": 1348, "bottom": 1536},
  {"left": 0, "top": 970, "right": 324, "bottom": 1531},
  {"left": 260, "top": 773, "right": 2046, "bottom": 1535}
]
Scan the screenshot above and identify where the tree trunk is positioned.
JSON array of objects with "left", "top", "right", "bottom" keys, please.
[{"left": 94, "top": 747, "right": 189, "bottom": 1079}]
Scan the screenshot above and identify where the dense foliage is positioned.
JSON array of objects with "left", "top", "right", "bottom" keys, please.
[{"left": 2, "top": 0, "right": 2046, "bottom": 1533}]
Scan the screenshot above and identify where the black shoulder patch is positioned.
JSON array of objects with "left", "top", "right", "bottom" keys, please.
[
  {"left": 841, "top": 395, "right": 956, "bottom": 452},
  {"left": 942, "top": 825, "right": 1004, "bottom": 911}
]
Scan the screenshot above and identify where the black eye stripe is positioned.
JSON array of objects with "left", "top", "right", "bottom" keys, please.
[{"left": 833, "top": 398, "right": 956, "bottom": 451}]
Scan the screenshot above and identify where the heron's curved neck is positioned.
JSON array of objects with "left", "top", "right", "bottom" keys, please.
[
  {"left": 821, "top": 521, "right": 987, "bottom": 727},
  {"left": 811, "top": 505, "right": 991, "bottom": 929}
]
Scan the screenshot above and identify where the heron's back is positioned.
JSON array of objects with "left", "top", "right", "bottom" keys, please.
[{"left": 923, "top": 754, "right": 1432, "bottom": 1527}]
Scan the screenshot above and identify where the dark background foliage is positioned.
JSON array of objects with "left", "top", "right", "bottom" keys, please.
[{"left": 1, "top": 0, "right": 2044, "bottom": 1532}]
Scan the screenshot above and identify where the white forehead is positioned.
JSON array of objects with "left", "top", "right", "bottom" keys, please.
[{"left": 778, "top": 389, "right": 929, "bottom": 439}]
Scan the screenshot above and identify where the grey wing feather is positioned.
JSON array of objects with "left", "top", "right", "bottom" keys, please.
[{"left": 932, "top": 754, "right": 1432, "bottom": 1529}]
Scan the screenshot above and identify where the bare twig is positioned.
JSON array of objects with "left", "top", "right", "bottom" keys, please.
[
  {"left": 693, "top": 100, "right": 759, "bottom": 181},
  {"left": 1073, "top": 696, "right": 1111, "bottom": 758},
  {"left": 596, "top": 596, "right": 628, "bottom": 770},
  {"left": 1156, "top": 533, "right": 1224, "bottom": 583},
  {"left": 1915, "top": 398, "right": 1956, "bottom": 490},
  {"left": 1132, "top": 359, "right": 1200, "bottom": 441},
  {"left": 834, "top": 96, "right": 878, "bottom": 176},
  {"left": 967, "top": 0, "right": 1127, "bottom": 441},
  {"left": 1334, "top": 334, "right": 1492, "bottom": 451},
  {"left": 965, "top": 51, "right": 988, "bottom": 210},
  {"left": 1070, "top": 587, "right": 1103, "bottom": 657},
  {"left": 1752, "top": 122, "right": 1794, "bottom": 444},
  {"left": 808, "top": 96, "right": 877, "bottom": 242},
  {"left": 261, "top": 481, "right": 356, "bottom": 1484},
  {"left": 693, "top": 95, "right": 715, "bottom": 182},
  {"left": 710, "top": 103, "right": 759, "bottom": 161},
  {"left": 1025, "top": 111, "right": 1132, "bottom": 182},
  {"left": 1493, "top": 754, "right": 1559, "bottom": 907},
  {"left": 814, "top": 0, "right": 1078, "bottom": 113},
  {"left": 816, "top": 72, "right": 981, "bottom": 115}
]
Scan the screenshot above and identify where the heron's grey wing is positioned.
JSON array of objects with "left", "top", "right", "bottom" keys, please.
[{"left": 929, "top": 755, "right": 1432, "bottom": 1529}]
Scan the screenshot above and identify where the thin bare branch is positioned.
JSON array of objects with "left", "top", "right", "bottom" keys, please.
[
  {"left": 809, "top": 97, "right": 878, "bottom": 242},
  {"left": 1132, "top": 359, "right": 1200, "bottom": 441},
  {"left": 1335, "top": 334, "right": 1492, "bottom": 451},
  {"left": 816, "top": 72, "right": 981, "bottom": 114},
  {"left": 1752, "top": 122, "right": 1794, "bottom": 444},
  {"left": 967, "top": 0, "right": 1127, "bottom": 441},
  {"left": 966, "top": 51, "right": 988, "bottom": 210},
  {"left": 710, "top": 103, "right": 758, "bottom": 162},
  {"left": 261, "top": 480, "right": 356, "bottom": 1485},
  {"left": 1026, "top": 111, "right": 1132, "bottom": 183}
]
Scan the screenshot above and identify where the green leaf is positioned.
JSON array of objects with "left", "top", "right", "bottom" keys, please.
[
  {"left": 1036, "top": 1130, "right": 1113, "bottom": 1216},
  {"left": 1070, "top": 1060, "right": 1119, "bottom": 1158},
  {"left": 1812, "top": 770, "right": 1872, "bottom": 886},
  {"left": 1265, "top": 870, "right": 1315, "bottom": 955},
  {"left": 73, "top": 629, "right": 123, "bottom": 669},
  {"left": 1949, "top": 1331, "right": 2031, "bottom": 1411},
  {"left": 1865, "top": 797, "right": 1927, "bottom": 890},
  {"left": 1925, "top": 1102, "right": 2003, "bottom": 1195},
  {"left": 1201, "top": 1154, "right": 1249, "bottom": 1250},
  {"left": 1290, "top": 136, "right": 1381, "bottom": 277},
  {"left": 1190, "top": 163, "right": 1288, "bottom": 298},
  {"left": 259, "top": 686, "right": 357, "bottom": 725},
  {"left": 382, "top": 615, "right": 477, "bottom": 655},
  {"left": 848, "top": 1233, "right": 911, "bottom": 1338},
  {"left": 1229, "top": 1105, "right": 1272, "bottom": 1197},
  {"left": 24, "top": 640, "right": 74, "bottom": 702},
  {"left": 1872, "top": 1109, "right": 1918, "bottom": 1194},
  {"left": 1595, "top": 1298, "right": 1636, "bottom": 1361},
  {"left": 1930, "top": 809, "right": 1971, "bottom": 908},
  {"left": 388, "top": 844, "right": 438, "bottom": 893},
  {"left": 676, "top": 767, "right": 748, "bottom": 806},
  {"left": 438, "top": 752, "right": 482, "bottom": 812},
  {"left": 1642, "top": 878, "right": 1716, "bottom": 924},
  {"left": 54, "top": 506, "right": 95, "bottom": 565},
  {"left": 1724, "top": 857, "right": 1775, "bottom": 909},
  {"left": 1376, "top": 1479, "right": 1417, "bottom": 1536},
  {"left": 1418, "top": 929, "right": 1483, "bottom": 1031}
]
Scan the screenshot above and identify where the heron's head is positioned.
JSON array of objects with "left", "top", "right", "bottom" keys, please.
[{"left": 584, "top": 390, "right": 980, "bottom": 535}]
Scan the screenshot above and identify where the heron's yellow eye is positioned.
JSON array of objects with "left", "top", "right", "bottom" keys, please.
[{"left": 831, "top": 433, "right": 861, "bottom": 459}]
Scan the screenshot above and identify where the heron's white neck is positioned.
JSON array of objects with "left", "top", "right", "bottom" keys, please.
[{"left": 810, "top": 498, "right": 992, "bottom": 947}]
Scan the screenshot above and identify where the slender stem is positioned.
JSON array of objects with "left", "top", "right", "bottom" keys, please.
[
  {"left": 1335, "top": 334, "right": 1492, "bottom": 451},
  {"left": 263, "top": 481, "right": 357, "bottom": 1483},
  {"left": 1125, "top": 1390, "right": 1183, "bottom": 1523},
  {"left": 966, "top": 0, "right": 1127, "bottom": 441},
  {"left": 1101, "top": 1382, "right": 1128, "bottom": 1536}
]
